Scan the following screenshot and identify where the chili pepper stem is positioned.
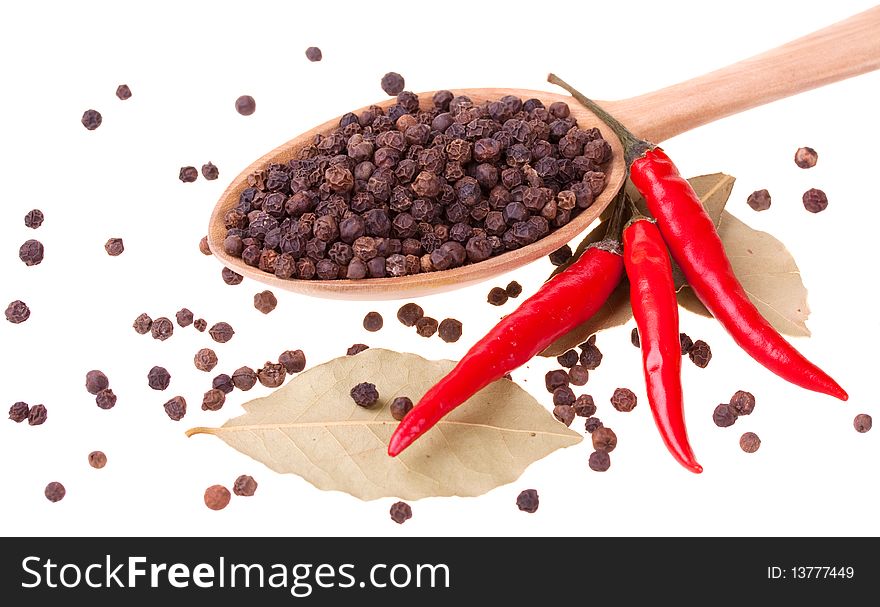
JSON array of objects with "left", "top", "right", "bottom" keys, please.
[{"left": 548, "top": 73, "right": 653, "bottom": 165}]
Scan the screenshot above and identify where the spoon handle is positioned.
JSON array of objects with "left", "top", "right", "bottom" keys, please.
[{"left": 605, "top": 5, "right": 880, "bottom": 143}]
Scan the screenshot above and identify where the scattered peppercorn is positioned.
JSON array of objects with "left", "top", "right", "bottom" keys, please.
[
  {"left": 347, "top": 344, "right": 369, "bottom": 355},
  {"left": 212, "top": 373, "right": 234, "bottom": 394},
  {"left": 278, "top": 349, "right": 306, "bottom": 374},
  {"left": 588, "top": 450, "right": 611, "bottom": 472},
  {"left": 794, "top": 146, "right": 818, "bottom": 169},
  {"left": 81, "top": 109, "right": 102, "bottom": 130},
  {"left": 713, "top": 404, "right": 737, "bottom": 428},
  {"left": 176, "top": 308, "right": 194, "bottom": 327},
  {"left": 163, "top": 396, "right": 187, "bottom": 421},
  {"left": 397, "top": 303, "right": 423, "bottom": 327},
  {"left": 381, "top": 72, "right": 405, "bottom": 96},
  {"left": 222, "top": 267, "right": 244, "bottom": 285},
  {"left": 515, "top": 489, "right": 539, "bottom": 513},
  {"left": 194, "top": 318, "right": 207, "bottom": 332},
  {"left": 390, "top": 500, "right": 413, "bottom": 524},
  {"left": 351, "top": 382, "right": 379, "bottom": 407},
  {"left": 802, "top": 188, "right": 828, "bottom": 213},
  {"left": 209, "top": 322, "right": 235, "bottom": 343},
  {"left": 592, "top": 426, "right": 618, "bottom": 453},
  {"left": 573, "top": 395, "right": 596, "bottom": 417},
  {"left": 201, "top": 162, "right": 219, "bottom": 180},
  {"left": 116, "top": 84, "right": 132, "bottom": 100},
  {"left": 232, "top": 366, "right": 258, "bottom": 391},
  {"left": 688, "top": 340, "right": 712, "bottom": 367},
  {"left": 305, "top": 47, "right": 322, "bottom": 62},
  {"left": 415, "top": 316, "right": 439, "bottom": 337},
  {"left": 610, "top": 388, "right": 637, "bottom": 412},
  {"left": 204, "top": 485, "right": 231, "bottom": 510},
  {"left": 194, "top": 348, "right": 219, "bottom": 372},
  {"left": 739, "top": 432, "right": 761, "bottom": 453},
  {"left": 253, "top": 290, "right": 278, "bottom": 314},
  {"left": 553, "top": 404, "right": 575, "bottom": 426},
  {"left": 231, "top": 475, "right": 258, "bottom": 498},
  {"left": 28, "top": 404, "right": 48, "bottom": 426},
  {"left": 44, "top": 482, "right": 66, "bottom": 502},
  {"left": 24, "top": 209, "right": 44, "bottom": 229},
  {"left": 549, "top": 245, "right": 572, "bottom": 266},
  {"left": 854, "top": 413, "right": 872, "bottom": 433},
  {"left": 487, "top": 287, "right": 508, "bottom": 306},
  {"left": 104, "top": 237, "right": 124, "bottom": 256},
  {"left": 9, "top": 402, "right": 30, "bottom": 423},
  {"left": 151, "top": 317, "right": 174, "bottom": 341},
  {"left": 568, "top": 365, "right": 589, "bottom": 386},
  {"left": 258, "top": 362, "right": 286, "bottom": 388},
  {"left": 85, "top": 370, "right": 110, "bottom": 395},
  {"left": 133, "top": 312, "right": 152, "bottom": 334},
  {"left": 88, "top": 450, "right": 107, "bottom": 469},
  {"left": 544, "top": 369, "right": 569, "bottom": 393},
  {"left": 95, "top": 388, "right": 117, "bottom": 410},
  {"left": 19, "top": 239, "right": 44, "bottom": 266},
  {"left": 556, "top": 349, "right": 578, "bottom": 368},
  {"left": 630, "top": 327, "right": 640, "bottom": 347},
  {"left": 579, "top": 343, "right": 603, "bottom": 370},
  {"left": 363, "top": 311, "right": 384, "bottom": 332},
  {"left": 438, "top": 318, "right": 463, "bottom": 343},
  {"left": 5, "top": 300, "right": 31, "bottom": 324},
  {"left": 584, "top": 416, "right": 603, "bottom": 433},
  {"left": 179, "top": 166, "right": 198, "bottom": 183},
  {"left": 729, "top": 390, "right": 756, "bottom": 416},
  {"left": 747, "top": 189, "right": 771, "bottom": 212},
  {"left": 235, "top": 95, "right": 256, "bottom": 116},
  {"left": 199, "top": 236, "right": 212, "bottom": 255},
  {"left": 679, "top": 333, "right": 694, "bottom": 355},
  {"left": 148, "top": 366, "right": 171, "bottom": 391},
  {"left": 506, "top": 281, "right": 523, "bottom": 298},
  {"left": 202, "top": 388, "right": 226, "bottom": 411},
  {"left": 552, "top": 386, "right": 576, "bottom": 407},
  {"left": 390, "top": 396, "right": 414, "bottom": 421}
]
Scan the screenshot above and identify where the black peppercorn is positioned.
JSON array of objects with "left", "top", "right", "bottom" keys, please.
[
  {"left": 232, "top": 366, "right": 258, "bottom": 391},
  {"left": 573, "top": 394, "right": 596, "bottom": 417},
  {"left": 584, "top": 417, "right": 603, "bottom": 433},
  {"left": 553, "top": 405, "right": 575, "bottom": 427},
  {"left": 553, "top": 386, "right": 576, "bottom": 407},
  {"left": 631, "top": 327, "right": 640, "bottom": 348},
  {"left": 164, "top": 396, "right": 187, "bottom": 421},
  {"left": 568, "top": 365, "right": 589, "bottom": 386},
  {"left": 390, "top": 501, "right": 413, "bottom": 524},
  {"left": 85, "top": 370, "right": 110, "bottom": 395},
  {"left": 258, "top": 362, "right": 286, "bottom": 388},
  {"left": 95, "top": 388, "right": 117, "bottom": 410},
  {"left": 689, "top": 340, "right": 712, "bottom": 367},
  {"left": 45, "top": 481, "right": 66, "bottom": 502},
  {"left": 557, "top": 349, "right": 579, "bottom": 368},
  {"left": 854, "top": 413, "right": 872, "bottom": 433},
  {"left": 592, "top": 426, "right": 618, "bottom": 453},
  {"left": 179, "top": 166, "right": 198, "bottom": 183},
  {"left": 209, "top": 322, "right": 235, "bottom": 344},
  {"left": 515, "top": 489, "right": 539, "bottom": 513},
  {"left": 151, "top": 317, "right": 174, "bottom": 341},
  {"left": 305, "top": 47, "right": 322, "bottom": 62},
  {"left": 194, "top": 348, "right": 219, "bottom": 372},
  {"left": 729, "top": 390, "right": 756, "bottom": 416},
  {"left": 438, "top": 318, "right": 463, "bottom": 343},
  {"left": 148, "top": 366, "right": 171, "bottom": 391},
  {"left": 202, "top": 389, "right": 226, "bottom": 411},
  {"left": 363, "top": 311, "right": 383, "bottom": 332},
  {"left": 588, "top": 450, "right": 611, "bottom": 472},
  {"left": 713, "top": 404, "right": 737, "bottom": 428},
  {"left": 611, "top": 388, "right": 637, "bottom": 412},
  {"left": 487, "top": 287, "right": 508, "bottom": 306},
  {"left": 347, "top": 344, "right": 369, "bottom": 356},
  {"left": 19, "top": 239, "right": 44, "bottom": 266},
  {"left": 381, "top": 73, "right": 405, "bottom": 96},
  {"left": 390, "top": 396, "right": 414, "bottom": 421},
  {"left": 116, "top": 84, "right": 132, "bottom": 100},
  {"left": 415, "top": 316, "right": 438, "bottom": 337},
  {"left": 81, "top": 109, "right": 102, "bottom": 130},
  {"left": 739, "top": 432, "right": 761, "bottom": 453},
  {"left": 351, "top": 382, "right": 380, "bottom": 408},
  {"left": 545, "top": 369, "right": 569, "bottom": 393},
  {"left": 9, "top": 402, "right": 30, "bottom": 423},
  {"left": 747, "top": 189, "right": 771, "bottom": 212},
  {"left": 133, "top": 313, "right": 152, "bottom": 334},
  {"left": 235, "top": 95, "right": 256, "bottom": 116},
  {"left": 802, "top": 188, "right": 828, "bottom": 213},
  {"left": 24, "top": 209, "right": 44, "bottom": 229},
  {"left": 794, "top": 147, "right": 818, "bottom": 169}
]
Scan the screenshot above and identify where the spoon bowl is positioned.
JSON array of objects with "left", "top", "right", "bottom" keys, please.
[{"left": 207, "top": 88, "right": 627, "bottom": 300}]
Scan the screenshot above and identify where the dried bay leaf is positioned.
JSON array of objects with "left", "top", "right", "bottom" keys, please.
[
  {"left": 677, "top": 211, "right": 810, "bottom": 336},
  {"left": 187, "top": 348, "right": 581, "bottom": 501}
]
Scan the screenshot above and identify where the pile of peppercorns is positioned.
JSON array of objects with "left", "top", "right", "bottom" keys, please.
[{"left": 219, "top": 90, "right": 613, "bottom": 281}]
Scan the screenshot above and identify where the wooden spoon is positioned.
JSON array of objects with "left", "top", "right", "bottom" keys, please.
[{"left": 208, "top": 6, "right": 880, "bottom": 300}]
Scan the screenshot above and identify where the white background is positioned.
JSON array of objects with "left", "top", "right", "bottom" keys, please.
[{"left": 0, "top": 0, "right": 877, "bottom": 537}]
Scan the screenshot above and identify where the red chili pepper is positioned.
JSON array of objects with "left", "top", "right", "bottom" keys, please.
[
  {"left": 624, "top": 215, "right": 701, "bottom": 473},
  {"left": 550, "top": 74, "right": 847, "bottom": 402},
  {"left": 388, "top": 236, "right": 624, "bottom": 457}
]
